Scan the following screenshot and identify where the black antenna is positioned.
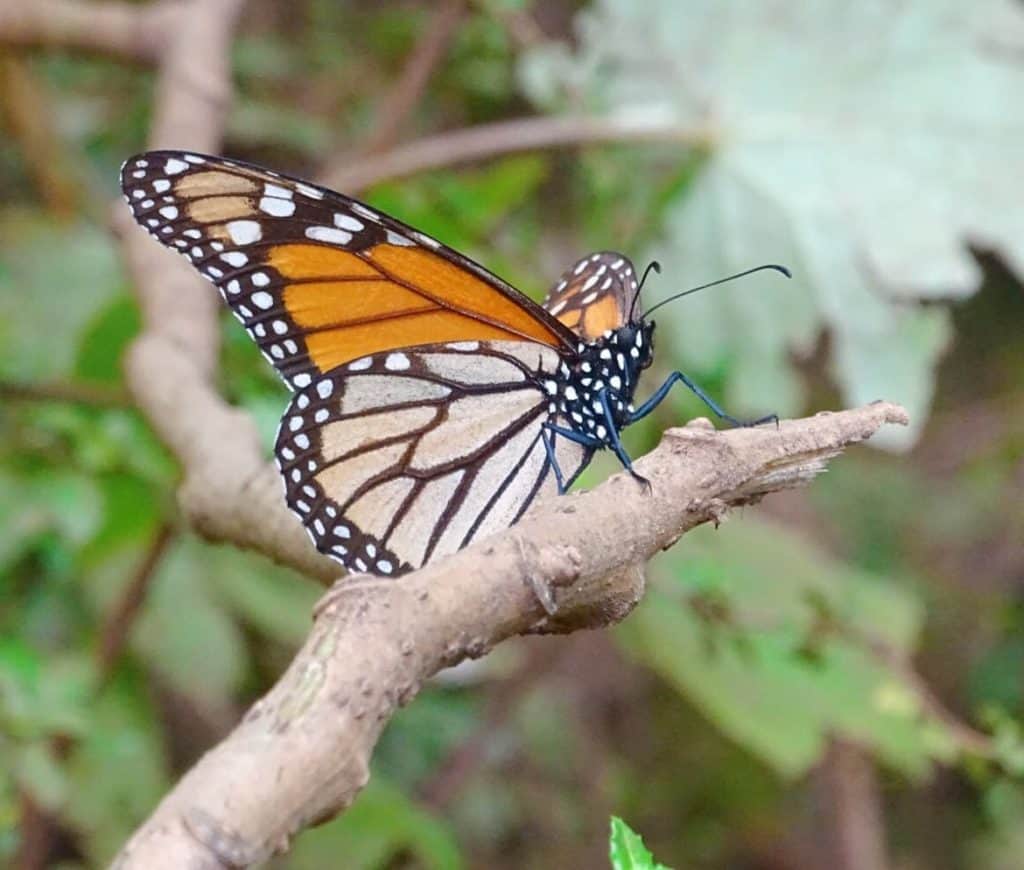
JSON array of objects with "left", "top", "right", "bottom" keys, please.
[
  {"left": 640, "top": 264, "right": 791, "bottom": 320},
  {"left": 628, "top": 260, "right": 661, "bottom": 322}
]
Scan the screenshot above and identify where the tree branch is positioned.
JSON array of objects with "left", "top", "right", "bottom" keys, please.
[
  {"left": 114, "top": 402, "right": 908, "bottom": 868},
  {"left": 0, "top": 0, "right": 180, "bottom": 64},
  {"left": 0, "top": 378, "right": 130, "bottom": 408},
  {"left": 321, "top": 115, "right": 716, "bottom": 194},
  {"left": 354, "top": 0, "right": 467, "bottom": 156},
  {"left": 816, "top": 739, "right": 890, "bottom": 870},
  {"left": 96, "top": 522, "right": 176, "bottom": 682}
]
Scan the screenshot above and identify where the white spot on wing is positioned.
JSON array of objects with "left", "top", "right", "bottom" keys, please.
[
  {"left": 350, "top": 202, "right": 380, "bottom": 222},
  {"left": 412, "top": 231, "right": 440, "bottom": 250},
  {"left": 296, "top": 182, "right": 323, "bottom": 200},
  {"left": 305, "top": 226, "right": 352, "bottom": 245},
  {"left": 334, "top": 213, "right": 364, "bottom": 232},
  {"left": 385, "top": 352, "right": 410, "bottom": 371},
  {"left": 385, "top": 230, "right": 415, "bottom": 246},
  {"left": 260, "top": 197, "right": 295, "bottom": 217},
  {"left": 227, "top": 220, "right": 262, "bottom": 245}
]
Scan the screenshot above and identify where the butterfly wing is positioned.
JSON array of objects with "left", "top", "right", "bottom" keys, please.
[
  {"left": 120, "top": 150, "right": 578, "bottom": 390},
  {"left": 276, "top": 340, "right": 591, "bottom": 575},
  {"left": 543, "top": 251, "right": 640, "bottom": 340}
]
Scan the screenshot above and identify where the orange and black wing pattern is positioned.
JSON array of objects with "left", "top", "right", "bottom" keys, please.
[
  {"left": 120, "top": 151, "right": 577, "bottom": 390},
  {"left": 542, "top": 251, "right": 640, "bottom": 340}
]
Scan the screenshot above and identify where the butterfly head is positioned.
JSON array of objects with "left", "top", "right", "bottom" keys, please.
[{"left": 612, "top": 319, "right": 656, "bottom": 375}]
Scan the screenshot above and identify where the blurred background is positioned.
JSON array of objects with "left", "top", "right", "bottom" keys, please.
[{"left": 2, "top": 1, "right": 1023, "bottom": 867}]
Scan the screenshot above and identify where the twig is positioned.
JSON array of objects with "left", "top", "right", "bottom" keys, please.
[
  {"left": 96, "top": 523, "right": 176, "bottom": 681},
  {"left": 356, "top": 0, "right": 466, "bottom": 156},
  {"left": 13, "top": 790, "right": 57, "bottom": 870},
  {"left": 0, "top": 56, "right": 83, "bottom": 215},
  {"left": 321, "top": 115, "right": 716, "bottom": 193},
  {"left": 861, "top": 636, "right": 993, "bottom": 757},
  {"left": 816, "top": 739, "right": 890, "bottom": 870},
  {"left": 0, "top": 0, "right": 179, "bottom": 64},
  {"left": 114, "top": 403, "right": 909, "bottom": 869},
  {"left": 0, "top": 379, "right": 131, "bottom": 408},
  {"left": 468, "top": 0, "right": 545, "bottom": 48}
]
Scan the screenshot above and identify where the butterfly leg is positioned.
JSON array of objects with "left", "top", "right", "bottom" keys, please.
[
  {"left": 542, "top": 423, "right": 601, "bottom": 495},
  {"left": 628, "top": 372, "right": 778, "bottom": 428},
  {"left": 597, "top": 391, "right": 651, "bottom": 492},
  {"left": 542, "top": 427, "right": 569, "bottom": 495}
]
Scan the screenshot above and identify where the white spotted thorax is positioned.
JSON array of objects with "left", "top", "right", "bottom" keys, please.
[{"left": 543, "top": 322, "right": 656, "bottom": 443}]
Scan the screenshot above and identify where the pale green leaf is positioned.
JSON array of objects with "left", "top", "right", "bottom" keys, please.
[
  {"left": 212, "top": 549, "right": 320, "bottom": 647},
  {"left": 13, "top": 742, "right": 70, "bottom": 811},
  {"left": 131, "top": 537, "right": 248, "bottom": 703},
  {"left": 289, "top": 777, "right": 463, "bottom": 870},
  {"left": 616, "top": 519, "right": 964, "bottom": 778},
  {"left": 520, "top": 0, "right": 1024, "bottom": 444},
  {"left": 0, "top": 211, "right": 122, "bottom": 381},
  {"left": 64, "top": 671, "right": 169, "bottom": 866}
]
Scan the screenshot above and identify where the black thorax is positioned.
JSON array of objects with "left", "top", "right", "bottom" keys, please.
[{"left": 542, "top": 322, "right": 656, "bottom": 446}]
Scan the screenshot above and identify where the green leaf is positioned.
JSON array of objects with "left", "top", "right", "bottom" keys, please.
[
  {"left": 73, "top": 295, "right": 140, "bottom": 385},
  {"left": 0, "top": 641, "right": 93, "bottom": 740},
  {"left": 212, "top": 549, "right": 320, "bottom": 647},
  {"left": 375, "top": 689, "right": 481, "bottom": 789},
  {"left": 616, "top": 519, "right": 962, "bottom": 778},
  {"left": 63, "top": 668, "right": 169, "bottom": 865},
  {"left": 0, "top": 211, "right": 122, "bottom": 381},
  {"left": 520, "top": 0, "right": 1024, "bottom": 444},
  {"left": 289, "top": 777, "right": 463, "bottom": 870},
  {"left": 0, "top": 469, "right": 103, "bottom": 551},
  {"left": 609, "top": 817, "right": 671, "bottom": 870},
  {"left": 130, "top": 537, "right": 248, "bottom": 703},
  {"left": 12, "top": 742, "right": 69, "bottom": 811}
]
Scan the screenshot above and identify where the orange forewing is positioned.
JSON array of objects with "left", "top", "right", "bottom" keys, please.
[{"left": 269, "top": 242, "right": 566, "bottom": 373}]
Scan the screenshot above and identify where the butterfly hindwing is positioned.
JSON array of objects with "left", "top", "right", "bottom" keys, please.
[
  {"left": 543, "top": 251, "right": 639, "bottom": 340},
  {"left": 120, "top": 151, "right": 577, "bottom": 390},
  {"left": 275, "top": 340, "right": 591, "bottom": 574}
]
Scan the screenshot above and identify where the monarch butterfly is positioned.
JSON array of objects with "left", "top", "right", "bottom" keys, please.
[{"left": 120, "top": 151, "right": 785, "bottom": 577}]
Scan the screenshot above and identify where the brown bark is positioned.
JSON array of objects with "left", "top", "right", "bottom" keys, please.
[{"left": 114, "top": 403, "right": 909, "bottom": 868}]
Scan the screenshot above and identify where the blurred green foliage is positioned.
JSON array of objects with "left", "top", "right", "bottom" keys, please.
[{"left": 1, "top": 2, "right": 1023, "bottom": 868}]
